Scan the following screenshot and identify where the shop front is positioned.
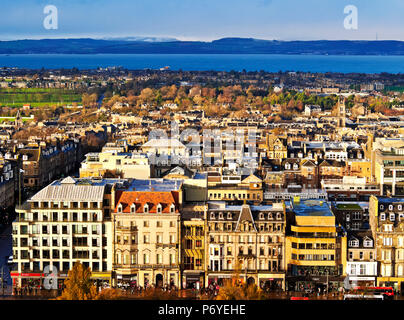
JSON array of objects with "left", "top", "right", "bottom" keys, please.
[
  {"left": 347, "top": 276, "right": 376, "bottom": 288},
  {"left": 207, "top": 273, "right": 233, "bottom": 287},
  {"left": 115, "top": 273, "right": 138, "bottom": 289},
  {"left": 91, "top": 272, "right": 112, "bottom": 289},
  {"left": 287, "top": 275, "right": 345, "bottom": 293},
  {"left": 11, "top": 272, "right": 65, "bottom": 294},
  {"left": 258, "top": 274, "right": 285, "bottom": 291},
  {"left": 182, "top": 270, "right": 205, "bottom": 289},
  {"left": 377, "top": 277, "right": 404, "bottom": 294}
]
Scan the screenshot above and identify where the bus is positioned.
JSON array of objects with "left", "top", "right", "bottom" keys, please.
[{"left": 349, "top": 286, "right": 394, "bottom": 300}]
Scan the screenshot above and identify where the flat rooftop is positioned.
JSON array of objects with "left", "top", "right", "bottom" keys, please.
[
  {"left": 335, "top": 203, "right": 362, "bottom": 210},
  {"left": 124, "top": 179, "right": 183, "bottom": 192},
  {"left": 292, "top": 199, "right": 333, "bottom": 217},
  {"left": 378, "top": 197, "right": 404, "bottom": 204}
]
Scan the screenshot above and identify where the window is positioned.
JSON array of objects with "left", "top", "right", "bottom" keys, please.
[
  {"left": 144, "top": 204, "right": 149, "bottom": 213},
  {"left": 349, "top": 239, "right": 359, "bottom": 247},
  {"left": 143, "top": 253, "right": 149, "bottom": 264},
  {"left": 130, "top": 204, "right": 136, "bottom": 213},
  {"left": 359, "top": 264, "right": 366, "bottom": 275},
  {"left": 117, "top": 204, "right": 123, "bottom": 213},
  {"left": 383, "top": 237, "right": 393, "bottom": 246},
  {"left": 390, "top": 213, "right": 395, "bottom": 221},
  {"left": 384, "top": 224, "right": 393, "bottom": 232},
  {"left": 157, "top": 204, "right": 162, "bottom": 214},
  {"left": 156, "top": 234, "right": 162, "bottom": 244},
  {"left": 156, "top": 254, "right": 162, "bottom": 264},
  {"left": 380, "top": 213, "right": 386, "bottom": 221},
  {"left": 363, "top": 238, "right": 373, "bottom": 247}
]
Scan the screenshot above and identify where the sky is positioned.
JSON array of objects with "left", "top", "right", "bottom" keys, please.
[{"left": 1, "top": 0, "right": 404, "bottom": 41}]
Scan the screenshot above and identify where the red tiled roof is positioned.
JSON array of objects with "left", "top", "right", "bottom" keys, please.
[{"left": 114, "top": 190, "right": 179, "bottom": 214}]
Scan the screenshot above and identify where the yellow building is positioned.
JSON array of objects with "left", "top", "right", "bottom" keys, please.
[
  {"left": 207, "top": 174, "right": 263, "bottom": 203},
  {"left": 266, "top": 135, "right": 287, "bottom": 160},
  {"left": 369, "top": 196, "right": 404, "bottom": 292},
  {"left": 285, "top": 198, "right": 347, "bottom": 292},
  {"left": 181, "top": 203, "right": 207, "bottom": 289},
  {"left": 206, "top": 202, "right": 286, "bottom": 290},
  {"left": 346, "top": 160, "right": 373, "bottom": 182},
  {"left": 112, "top": 182, "right": 182, "bottom": 288}
]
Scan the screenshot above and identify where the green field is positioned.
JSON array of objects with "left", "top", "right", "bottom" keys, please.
[
  {"left": 0, "top": 88, "right": 82, "bottom": 107},
  {"left": 0, "top": 117, "right": 33, "bottom": 123}
]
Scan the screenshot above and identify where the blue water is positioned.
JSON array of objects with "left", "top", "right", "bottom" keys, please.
[{"left": 0, "top": 54, "right": 404, "bottom": 73}]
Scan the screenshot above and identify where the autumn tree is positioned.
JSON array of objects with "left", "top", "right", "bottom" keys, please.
[
  {"left": 57, "top": 261, "right": 98, "bottom": 300},
  {"left": 139, "top": 88, "right": 155, "bottom": 104},
  {"left": 216, "top": 261, "right": 265, "bottom": 300}
]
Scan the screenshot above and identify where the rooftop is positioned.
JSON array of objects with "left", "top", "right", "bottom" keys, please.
[
  {"left": 292, "top": 199, "right": 333, "bottom": 217},
  {"left": 335, "top": 203, "right": 362, "bottom": 210},
  {"left": 124, "top": 178, "right": 183, "bottom": 192}
]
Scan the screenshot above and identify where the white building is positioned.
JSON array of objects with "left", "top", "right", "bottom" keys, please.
[{"left": 12, "top": 177, "right": 120, "bottom": 288}]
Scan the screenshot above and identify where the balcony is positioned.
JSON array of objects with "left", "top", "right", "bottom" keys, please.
[{"left": 116, "top": 226, "right": 138, "bottom": 232}]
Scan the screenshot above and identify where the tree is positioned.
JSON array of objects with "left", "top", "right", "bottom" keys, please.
[
  {"left": 216, "top": 261, "right": 265, "bottom": 300},
  {"left": 57, "top": 261, "right": 98, "bottom": 300}
]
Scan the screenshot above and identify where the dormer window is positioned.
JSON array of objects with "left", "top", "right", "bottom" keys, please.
[
  {"left": 399, "top": 205, "right": 403, "bottom": 211},
  {"left": 364, "top": 238, "right": 373, "bottom": 248},
  {"left": 380, "top": 213, "right": 386, "bottom": 221},
  {"left": 285, "top": 163, "right": 291, "bottom": 170},
  {"left": 117, "top": 204, "right": 123, "bottom": 213},
  {"left": 227, "top": 212, "right": 232, "bottom": 219},
  {"left": 390, "top": 213, "right": 395, "bottom": 221},
  {"left": 210, "top": 212, "right": 215, "bottom": 219},
  {"left": 380, "top": 205, "right": 384, "bottom": 210},
  {"left": 130, "top": 204, "right": 136, "bottom": 213},
  {"left": 259, "top": 213, "right": 264, "bottom": 220},
  {"left": 157, "top": 203, "right": 162, "bottom": 214},
  {"left": 389, "top": 205, "right": 394, "bottom": 211},
  {"left": 349, "top": 239, "right": 359, "bottom": 247},
  {"left": 143, "top": 204, "right": 149, "bottom": 213},
  {"left": 170, "top": 204, "right": 175, "bottom": 213},
  {"left": 219, "top": 212, "right": 224, "bottom": 219}
]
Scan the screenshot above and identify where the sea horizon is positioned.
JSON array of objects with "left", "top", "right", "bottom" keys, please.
[{"left": 1, "top": 53, "right": 404, "bottom": 74}]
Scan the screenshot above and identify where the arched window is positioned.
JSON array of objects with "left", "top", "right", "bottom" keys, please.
[
  {"left": 117, "top": 204, "right": 123, "bottom": 213},
  {"left": 130, "top": 204, "right": 136, "bottom": 213},
  {"left": 170, "top": 204, "right": 175, "bottom": 213},
  {"left": 143, "top": 204, "right": 149, "bottom": 213}
]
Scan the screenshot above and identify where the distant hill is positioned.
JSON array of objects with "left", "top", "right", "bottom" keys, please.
[{"left": 1, "top": 37, "right": 404, "bottom": 55}]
